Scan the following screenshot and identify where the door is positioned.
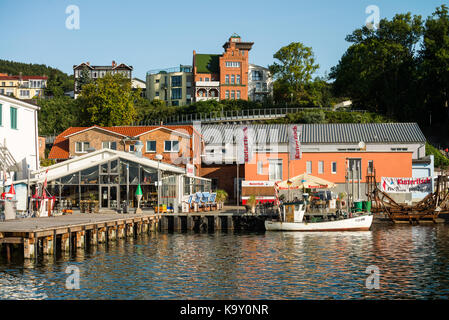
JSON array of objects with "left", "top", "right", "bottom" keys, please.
[{"left": 100, "top": 185, "right": 119, "bottom": 209}]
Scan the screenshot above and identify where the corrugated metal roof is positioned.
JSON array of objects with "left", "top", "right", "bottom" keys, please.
[{"left": 200, "top": 123, "right": 426, "bottom": 144}]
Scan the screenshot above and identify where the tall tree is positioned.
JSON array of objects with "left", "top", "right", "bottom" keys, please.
[
  {"left": 330, "top": 13, "right": 424, "bottom": 120},
  {"left": 269, "top": 42, "right": 319, "bottom": 103},
  {"left": 76, "top": 66, "right": 93, "bottom": 93},
  {"left": 37, "top": 96, "right": 79, "bottom": 135},
  {"left": 420, "top": 5, "right": 449, "bottom": 122},
  {"left": 77, "top": 73, "right": 137, "bottom": 126}
]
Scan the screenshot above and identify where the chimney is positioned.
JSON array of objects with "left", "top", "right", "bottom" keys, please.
[
  {"left": 112, "top": 60, "right": 116, "bottom": 67},
  {"left": 86, "top": 62, "right": 90, "bottom": 66},
  {"left": 19, "top": 72, "right": 22, "bottom": 81}
]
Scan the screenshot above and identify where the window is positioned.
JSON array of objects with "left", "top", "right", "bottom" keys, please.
[
  {"left": 171, "top": 76, "right": 182, "bottom": 87},
  {"left": 257, "top": 161, "right": 264, "bottom": 175},
  {"left": 20, "top": 90, "right": 30, "bottom": 97},
  {"left": 155, "top": 79, "right": 160, "bottom": 83},
  {"left": 129, "top": 144, "right": 135, "bottom": 152},
  {"left": 171, "top": 100, "right": 179, "bottom": 106},
  {"left": 225, "top": 75, "right": 229, "bottom": 84},
  {"left": 146, "top": 140, "right": 156, "bottom": 152},
  {"left": 164, "top": 140, "right": 179, "bottom": 152},
  {"left": 348, "top": 158, "right": 362, "bottom": 179},
  {"left": 171, "top": 88, "right": 182, "bottom": 100},
  {"left": 256, "top": 82, "right": 262, "bottom": 91},
  {"left": 368, "top": 160, "right": 374, "bottom": 174},
  {"left": 240, "top": 50, "right": 245, "bottom": 56},
  {"left": 155, "top": 91, "right": 159, "bottom": 96},
  {"left": 231, "top": 90, "right": 235, "bottom": 99},
  {"left": 205, "top": 77, "right": 210, "bottom": 82},
  {"left": 252, "top": 70, "right": 262, "bottom": 81},
  {"left": 237, "top": 90, "right": 241, "bottom": 99},
  {"left": 331, "top": 162, "right": 337, "bottom": 174},
  {"left": 269, "top": 159, "right": 283, "bottom": 180},
  {"left": 225, "top": 90, "right": 230, "bottom": 99},
  {"left": 306, "top": 161, "right": 312, "bottom": 174},
  {"left": 231, "top": 75, "right": 235, "bottom": 84},
  {"left": 225, "top": 61, "right": 241, "bottom": 68},
  {"left": 102, "top": 141, "right": 117, "bottom": 150},
  {"left": 236, "top": 75, "right": 240, "bottom": 84},
  {"left": 75, "top": 142, "right": 90, "bottom": 153},
  {"left": 263, "top": 83, "right": 268, "bottom": 91},
  {"left": 10, "top": 107, "right": 17, "bottom": 129},
  {"left": 318, "top": 161, "right": 324, "bottom": 174},
  {"left": 391, "top": 147, "right": 408, "bottom": 151}
]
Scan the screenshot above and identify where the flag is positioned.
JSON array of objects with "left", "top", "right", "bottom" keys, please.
[
  {"left": 237, "top": 126, "right": 254, "bottom": 164},
  {"left": 288, "top": 125, "right": 302, "bottom": 160}
]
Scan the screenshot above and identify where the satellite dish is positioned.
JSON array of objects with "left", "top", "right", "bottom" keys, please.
[{"left": 358, "top": 141, "right": 366, "bottom": 149}]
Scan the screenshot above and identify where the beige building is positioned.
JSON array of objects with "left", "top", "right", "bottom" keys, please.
[
  {"left": 0, "top": 73, "right": 47, "bottom": 99},
  {"left": 146, "top": 65, "right": 193, "bottom": 106}
]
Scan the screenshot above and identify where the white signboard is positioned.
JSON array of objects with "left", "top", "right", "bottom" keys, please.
[
  {"left": 186, "top": 163, "right": 195, "bottom": 177},
  {"left": 381, "top": 177, "right": 432, "bottom": 193},
  {"left": 242, "top": 181, "right": 275, "bottom": 187},
  {"left": 288, "top": 125, "right": 302, "bottom": 160}
]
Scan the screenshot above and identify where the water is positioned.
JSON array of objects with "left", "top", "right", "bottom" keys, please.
[{"left": 1, "top": 224, "right": 449, "bottom": 299}]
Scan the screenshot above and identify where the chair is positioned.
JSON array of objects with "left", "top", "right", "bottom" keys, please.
[
  {"left": 183, "top": 195, "right": 193, "bottom": 213},
  {"left": 201, "top": 192, "right": 210, "bottom": 211},
  {"left": 208, "top": 193, "right": 217, "bottom": 210},
  {"left": 194, "top": 192, "right": 202, "bottom": 211}
]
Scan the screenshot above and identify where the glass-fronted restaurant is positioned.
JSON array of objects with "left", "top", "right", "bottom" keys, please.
[{"left": 23, "top": 150, "right": 211, "bottom": 213}]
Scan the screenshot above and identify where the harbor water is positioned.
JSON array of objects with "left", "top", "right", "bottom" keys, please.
[{"left": 1, "top": 224, "right": 449, "bottom": 299}]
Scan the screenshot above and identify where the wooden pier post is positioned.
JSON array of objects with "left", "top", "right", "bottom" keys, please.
[
  {"left": 61, "top": 234, "right": 70, "bottom": 252},
  {"left": 23, "top": 238, "right": 36, "bottom": 259},
  {"left": 161, "top": 216, "right": 169, "bottom": 231},
  {"left": 76, "top": 231, "right": 85, "bottom": 248},
  {"left": 108, "top": 226, "right": 117, "bottom": 241},
  {"left": 136, "top": 221, "right": 142, "bottom": 235},
  {"left": 174, "top": 216, "right": 182, "bottom": 231},
  {"left": 117, "top": 225, "right": 125, "bottom": 239},
  {"left": 214, "top": 216, "right": 221, "bottom": 231},
  {"left": 142, "top": 220, "right": 149, "bottom": 233},
  {"left": 126, "top": 223, "right": 134, "bottom": 237},
  {"left": 227, "top": 216, "right": 234, "bottom": 230},
  {"left": 98, "top": 228, "right": 106, "bottom": 243},
  {"left": 187, "top": 216, "right": 194, "bottom": 231},
  {"left": 43, "top": 235, "right": 54, "bottom": 255}
]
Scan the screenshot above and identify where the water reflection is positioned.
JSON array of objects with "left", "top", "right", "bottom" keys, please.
[{"left": 1, "top": 225, "right": 449, "bottom": 299}]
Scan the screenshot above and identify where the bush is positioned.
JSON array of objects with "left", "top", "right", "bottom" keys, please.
[{"left": 426, "top": 142, "right": 449, "bottom": 169}]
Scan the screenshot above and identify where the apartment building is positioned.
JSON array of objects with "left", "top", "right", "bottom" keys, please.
[
  {"left": 146, "top": 65, "right": 193, "bottom": 106},
  {"left": 248, "top": 64, "right": 273, "bottom": 102},
  {"left": 73, "top": 61, "right": 133, "bottom": 98},
  {"left": 0, "top": 73, "right": 47, "bottom": 99}
]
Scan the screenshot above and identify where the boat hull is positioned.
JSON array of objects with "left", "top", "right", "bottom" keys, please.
[{"left": 265, "top": 214, "right": 373, "bottom": 232}]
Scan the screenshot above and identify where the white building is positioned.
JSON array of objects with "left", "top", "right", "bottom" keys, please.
[
  {"left": 248, "top": 64, "right": 273, "bottom": 102},
  {"left": 0, "top": 94, "right": 40, "bottom": 185}
]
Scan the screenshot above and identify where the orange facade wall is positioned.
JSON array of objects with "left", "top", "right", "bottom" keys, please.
[
  {"left": 245, "top": 152, "right": 413, "bottom": 183},
  {"left": 219, "top": 43, "right": 249, "bottom": 100}
]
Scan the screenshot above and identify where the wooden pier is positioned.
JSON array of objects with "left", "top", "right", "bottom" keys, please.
[
  {"left": 0, "top": 211, "right": 271, "bottom": 260},
  {"left": 0, "top": 213, "right": 161, "bottom": 259}
]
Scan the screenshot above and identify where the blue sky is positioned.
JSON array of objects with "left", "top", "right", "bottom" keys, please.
[{"left": 0, "top": 0, "right": 445, "bottom": 80}]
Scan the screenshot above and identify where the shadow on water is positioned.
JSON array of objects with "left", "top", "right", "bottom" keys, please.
[{"left": 1, "top": 224, "right": 449, "bottom": 299}]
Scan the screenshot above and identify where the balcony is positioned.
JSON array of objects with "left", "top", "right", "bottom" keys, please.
[{"left": 196, "top": 96, "right": 219, "bottom": 102}]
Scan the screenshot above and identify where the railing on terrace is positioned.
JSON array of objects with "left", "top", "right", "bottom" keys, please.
[
  {"left": 146, "top": 65, "right": 192, "bottom": 76},
  {"left": 136, "top": 107, "right": 367, "bottom": 126}
]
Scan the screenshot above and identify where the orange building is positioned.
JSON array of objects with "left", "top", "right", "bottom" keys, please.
[
  {"left": 193, "top": 34, "right": 253, "bottom": 102},
  {"left": 199, "top": 123, "right": 428, "bottom": 204}
]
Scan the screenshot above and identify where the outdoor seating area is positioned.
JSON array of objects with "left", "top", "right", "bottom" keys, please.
[{"left": 180, "top": 192, "right": 220, "bottom": 213}]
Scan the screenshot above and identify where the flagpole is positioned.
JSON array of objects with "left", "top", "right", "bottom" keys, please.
[{"left": 236, "top": 138, "right": 239, "bottom": 214}]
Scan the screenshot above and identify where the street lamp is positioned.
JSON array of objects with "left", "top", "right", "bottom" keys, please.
[{"left": 155, "top": 154, "right": 163, "bottom": 214}]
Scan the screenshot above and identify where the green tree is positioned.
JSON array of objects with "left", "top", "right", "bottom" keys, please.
[
  {"left": 76, "top": 66, "right": 93, "bottom": 93},
  {"left": 78, "top": 73, "right": 137, "bottom": 126},
  {"left": 420, "top": 5, "right": 449, "bottom": 123},
  {"left": 37, "top": 96, "right": 80, "bottom": 135},
  {"left": 269, "top": 42, "right": 320, "bottom": 103},
  {"left": 330, "top": 13, "right": 424, "bottom": 120}
]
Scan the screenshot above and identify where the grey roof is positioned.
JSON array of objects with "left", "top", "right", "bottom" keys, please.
[{"left": 200, "top": 123, "right": 426, "bottom": 144}]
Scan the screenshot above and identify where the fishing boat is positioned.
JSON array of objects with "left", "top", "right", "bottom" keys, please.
[{"left": 265, "top": 203, "right": 373, "bottom": 232}]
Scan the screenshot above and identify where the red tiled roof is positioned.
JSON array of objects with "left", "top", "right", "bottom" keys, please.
[{"left": 48, "top": 125, "right": 195, "bottom": 160}]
